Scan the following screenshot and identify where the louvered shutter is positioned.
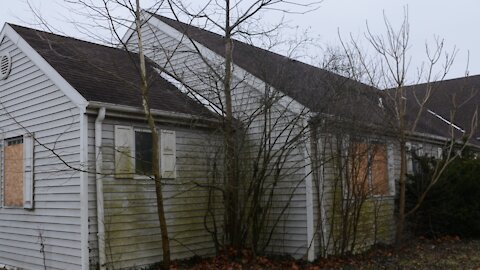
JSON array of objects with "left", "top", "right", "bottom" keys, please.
[
  {"left": 115, "top": 126, "right": 134, "bottom": 178},
  {"left": 160, "top": 130, "right": 176, "bottom": 179},
  {"left": 23, "top": 133, "right": 34, "bottom": 209}
]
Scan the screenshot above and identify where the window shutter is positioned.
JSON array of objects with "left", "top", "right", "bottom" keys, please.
[
  {"left": 416, "top": 144, "right": 424, "bottom": 156},
  {"left": 115, "top": 125, "right": 134, "bottom": 178},
  {"left": 387, "top": 143, "right": 395, "bottom": 195},
  {"left": 23, "top": 133, "right": 34, "bottom": 209},
  {"left": 405, "top": 142, "right": 413, "bottom": 173},
  {"left": 160, "top": 130, "right": 176, "bottom": 179},
  {"left": 437, "top": 147, "right": 443, "bottom": 159}
]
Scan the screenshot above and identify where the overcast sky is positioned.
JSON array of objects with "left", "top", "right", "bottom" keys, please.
[{"left": 1, "top": 0, "right": 478, "bottom": 81}]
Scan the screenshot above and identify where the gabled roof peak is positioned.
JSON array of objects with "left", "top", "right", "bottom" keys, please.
[{"left": 7, "top": 23, "right": 214, "bottom": 117}]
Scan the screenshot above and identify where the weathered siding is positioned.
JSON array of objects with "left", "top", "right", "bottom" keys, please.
[
  {"left": 99, "top": 117, "right": 222, "bottom": 269},
  {"left": 0, "top": 36, "right": 82, "bottom": 269},
  {"left": 313, "top": 133, "right": 396, "bottom": 256},
  {"left": 128, "top": 20, "right": 311, "bottom": 258}
]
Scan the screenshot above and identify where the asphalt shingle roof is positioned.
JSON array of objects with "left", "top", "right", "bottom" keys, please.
[
  {"left": 150, "top": 13, "right": 381, "bottom": 117},
  {"left": 151, "top": 14, "right": 480, "bottom": 145},
  {"left": 10, "top": 24, "right": 214, "bottom": 117},
  {"left": 403, "top": 76, "right": 480, "bottom": 141}
]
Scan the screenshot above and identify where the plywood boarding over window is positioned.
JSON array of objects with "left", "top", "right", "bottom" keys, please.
[
  {"left": 372, "top": 144, "right": 389, "bottom": 195},
  {"left": 4, "top": 142, "right": 24, "bottom": 207},
  {"left": 349, "top": 142, "right": 369, "bottom": 196}
]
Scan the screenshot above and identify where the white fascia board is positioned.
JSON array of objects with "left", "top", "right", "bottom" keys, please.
[
  {"left": 88, "top": 101, "right": 221, "bottom": 125},
  {"left": 146, "top": 15, "right": 310, "bottom": 117},
  {"left": 406, "top": 131, "right": 480, "bottom": 151},
  {"left": 302, "top": 119, "right": 315, "bottom": 261},
  {"left": 79, "top": 112, "right": 89, "bottom": 270},
  {"left": 407, "top": 130, "right": 459, "bottom": 145},
  {"left": 2, "top": 24, "right": 88, "bottom": 112}
]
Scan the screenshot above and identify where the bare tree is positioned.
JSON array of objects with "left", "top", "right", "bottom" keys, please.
[
  {"left": 27, "top": 0, "right": 175, "bottom": 268},
  {"left": 115, "top": 1, "right": 324, "bottom": 256},
  {"left": 162, "top": 0, "right": 322, "bottom": 250},
  {"left": 323, "top": 9, "right": 478, "bottom": 244}
]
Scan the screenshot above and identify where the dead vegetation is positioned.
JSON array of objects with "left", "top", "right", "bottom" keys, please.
[{"left": 162, "top": 237, "right": 480, "bottom": 270}]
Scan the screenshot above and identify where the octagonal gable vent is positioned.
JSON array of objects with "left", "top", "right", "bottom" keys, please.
[{"left": 0, "top": 53, "right": 12, "bottom": 80}]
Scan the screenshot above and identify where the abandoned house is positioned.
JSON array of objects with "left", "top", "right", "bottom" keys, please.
[{"left": 0, "top": 15, "right": 478, "bottom": 270}]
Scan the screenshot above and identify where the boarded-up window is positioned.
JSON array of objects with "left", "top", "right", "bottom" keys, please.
[
  {"left": 4, "top": 137, "right": 23, "bottom": 207},
  {"left": 371, "top": 144, "right": 389, "bottom": 195},
  {"left": 348, "top": 141, "right": 390, "bottom": 197},
  {"left": 349, "top": 142, "right": 370, "bottom": 196}
]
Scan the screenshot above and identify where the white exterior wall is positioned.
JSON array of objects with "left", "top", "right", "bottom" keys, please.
[
  {"left": 313, "top": 132, "right": 397, "bottom": 256},
  {"left": 0, "top": 36, "right": 82, "bottom": 269},
  {"left": 91, "top": 116, "right": 222, "bottom": 269},
  {"left": 128, "top": 20, "right": 311, "bottom": 258}
]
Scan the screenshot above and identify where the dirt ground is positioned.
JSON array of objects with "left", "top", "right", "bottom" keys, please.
[
  {"left": 335, "top": 237, "right": 480, "bottom": 269},
  {"left": 170, "top": 237, "right": 480, "bottom": 269}
]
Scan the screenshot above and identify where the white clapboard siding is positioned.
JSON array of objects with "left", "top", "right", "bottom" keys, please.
[
  {"left": 126, "top": 21, "right": 310, "bottom": 258},
  {"left": 91, "top": 118, "right": 223, "bottom": 269},
  {"left": 312, "top": 133, "right": 397, "bottom": 256},
  {"left": 0, "top": 36, "right": 82, "bottom": 269}
]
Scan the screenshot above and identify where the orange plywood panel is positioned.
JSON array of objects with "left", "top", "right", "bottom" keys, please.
[{"left": 5, "top": 143, "right": 24, "bottom": 207}]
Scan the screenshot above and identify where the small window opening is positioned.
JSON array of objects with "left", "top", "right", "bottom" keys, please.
[{"left": 135, "top": 131, "right": 153, "bottom": 175}]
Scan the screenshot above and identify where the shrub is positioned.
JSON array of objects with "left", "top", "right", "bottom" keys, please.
[{"left": 406, "top": 153, "right": 480, "bottom": 238}]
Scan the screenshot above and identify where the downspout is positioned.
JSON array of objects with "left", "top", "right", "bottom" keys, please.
[
  {"left": 95, "top": 107, "right": 106, "bottom": 270},
  {"left": 302, "top": 119, "right": 315, "bottom": 261}
]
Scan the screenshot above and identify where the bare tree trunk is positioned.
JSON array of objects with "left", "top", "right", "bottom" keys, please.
[
  {"left": 222, "top": 0, "right": 240, "bottom": 248},
  {"left": 396, "top": 138, "right": 407, "bottom": 244},
  {"left": 135, "top": 2, "right": 171, "bottom": 268}
]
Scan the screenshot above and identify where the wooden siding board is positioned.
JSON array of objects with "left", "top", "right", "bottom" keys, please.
[
  {"left": 127, "top": 22, "right": 312, "bottom": 259},
  {"left": 0, "top": 35, "right": 82, "bottom": 269},
  {"left": 313, "top": 133, "right": 397, "bottom": 256},
  {"left": 97, "top": 118, "right": 222, "bottom": 268}
]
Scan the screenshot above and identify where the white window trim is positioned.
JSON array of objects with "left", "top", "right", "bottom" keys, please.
[{"left": 1, "top": 134, "right": 35, "bottom": 209}]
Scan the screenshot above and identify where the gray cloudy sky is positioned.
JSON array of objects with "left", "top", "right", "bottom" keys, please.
[{"left": 1, "top": 0, "right": 478, "bottom": 80}]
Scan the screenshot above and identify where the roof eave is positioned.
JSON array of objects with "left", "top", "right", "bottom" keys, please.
[{"left": 87, "top": 101, "right": 221, "bottom": 127}]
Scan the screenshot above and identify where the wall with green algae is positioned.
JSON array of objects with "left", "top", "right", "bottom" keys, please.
[
  {"left": 96, "top": 117, "right": 223, "bottom": 269},
  {"left": 313, "top": 133, "right": 397, "bottom": 257}
]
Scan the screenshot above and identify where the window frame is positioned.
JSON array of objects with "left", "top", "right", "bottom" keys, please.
[
  {"left": 1, "top": 134, "right": 34, "bottom": 209},
  {"left": 114, "top": 125, "right": 177, "bottom": 180},
  {"left": 132, "top": 128, "right": 153, "bottom": 180}
]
